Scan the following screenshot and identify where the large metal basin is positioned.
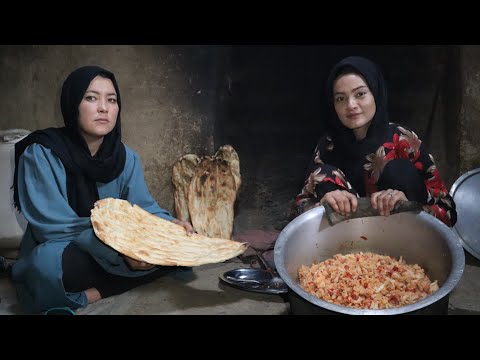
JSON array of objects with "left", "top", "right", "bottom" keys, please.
[{"left": 274, "top": 206, "right": 465, "bottom": 315}]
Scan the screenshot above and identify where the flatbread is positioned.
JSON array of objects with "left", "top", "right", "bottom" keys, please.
[
  {"left": 215, "top": 145, "right": 241, "bottom": 192},
  {"left": 172, "top": 154, "right": 200, "bottom": 222},
  {"left": 91, "top": 198, "right": 247, "bottom": 266},
  {"left": 170, "top": 144, "right": 241, "bottom": 240},
  {"left": 188, "top": 156, "right": 237, "bottom": 239}
]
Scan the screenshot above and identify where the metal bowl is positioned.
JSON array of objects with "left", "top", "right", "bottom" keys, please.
[
  {"left": 274, "top": 206, "right": 465, "bottom": 315},
  {"left": 219, "top": 268, "right": 288, "bottom": 295}
]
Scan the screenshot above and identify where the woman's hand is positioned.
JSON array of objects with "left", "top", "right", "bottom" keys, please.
[
  {"left": 370, "top": 189, "right": 408, "bottom": 216},
  {"left": 320, "top": 190, "right": 358, "bottom": 216},
  {"left": 171, "top": 219, "right": 195, "bottom": 236},
  {"left": 124, "top": 256, "right": 156, "bottom": 271}
]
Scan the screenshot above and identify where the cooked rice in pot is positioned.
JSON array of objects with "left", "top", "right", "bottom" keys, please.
[{"left": 298, "top": 252, "right": 439, "bottom": 309}]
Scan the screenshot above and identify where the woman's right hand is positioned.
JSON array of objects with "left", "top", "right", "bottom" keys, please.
[
  {"left": 124, "top": 256, "right": 156, "bottom": 271},
  {"left": 320, "top": 190, "right": 358, "bottom": 216}
]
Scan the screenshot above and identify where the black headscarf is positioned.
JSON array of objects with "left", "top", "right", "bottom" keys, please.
[
  {"left": 323, "top": 56, "right": 390, "bottom": 195},
  {"left": 13, "top": 65, "right": 126, "bottom": 217}
]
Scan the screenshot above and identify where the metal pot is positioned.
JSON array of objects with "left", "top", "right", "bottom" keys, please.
[{"left": 274, "top": 204, "right": 465, "bottom": 315}]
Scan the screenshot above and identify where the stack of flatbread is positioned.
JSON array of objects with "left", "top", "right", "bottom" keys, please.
[
  {"left": 91, "top": 198, "right": 247, "bottom": 266},
  {"left": 172, "top": 145, "right": 241, "bottom": 239}
]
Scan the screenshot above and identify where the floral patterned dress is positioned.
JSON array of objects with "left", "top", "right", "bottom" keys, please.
[{"left": 293, "top": 124, "right": 457, "bottom": 227}]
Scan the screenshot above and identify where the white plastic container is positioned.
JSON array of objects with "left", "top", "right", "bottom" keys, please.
[{"left": 0, "top": 129, "right": 30, "bottom": 256}]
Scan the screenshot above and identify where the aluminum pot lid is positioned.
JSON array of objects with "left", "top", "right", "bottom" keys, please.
[{"left": 450, "top": 167, "right": 480, "bottom": 260}]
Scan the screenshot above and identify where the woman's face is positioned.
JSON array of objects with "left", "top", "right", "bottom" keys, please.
[
  {"left": 333, "top": 73, "right": 376, "bottom": 140},
  {"left": 78, "top": 75, "right": 118, "bottom": 142}
]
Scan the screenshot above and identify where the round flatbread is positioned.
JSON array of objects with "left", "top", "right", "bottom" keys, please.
[
  {"left": 91, "top": 198, "right": 247, "bottom": 266},
  {"left": 172, "top": 154, "right": 200, "bottom": 222},
  {"left": 215, "top": 144, "right": 241, "bottom": 192},
  {"left": 188, "top": 156, "right": 237, "bottom": 239}
]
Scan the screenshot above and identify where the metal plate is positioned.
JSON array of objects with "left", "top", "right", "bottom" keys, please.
[
  {"left": 219, "top": 268, "right": 288, "bottom": 295},
  {"left": 450, "top": 168, "right": 480, "bottom": 260}
]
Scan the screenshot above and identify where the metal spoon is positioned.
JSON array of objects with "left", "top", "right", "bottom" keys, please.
[
  {"left": 225, "top": 275, "right": 262, "bottom": 284},
  {"left": 253, "top": 249, "right": 285, "bottom": 287}
]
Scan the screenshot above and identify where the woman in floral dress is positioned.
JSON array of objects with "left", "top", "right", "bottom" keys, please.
[{"left": 292, "top": 56, "right": 456, "bottom": 227}]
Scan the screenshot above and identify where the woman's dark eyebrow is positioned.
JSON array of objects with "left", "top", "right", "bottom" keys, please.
[
  {"left": 85, "top": 90, "right": 117, "bottom": 97},
  {"left": 334, "top": 85, "right": 368, "bottom": 96}
]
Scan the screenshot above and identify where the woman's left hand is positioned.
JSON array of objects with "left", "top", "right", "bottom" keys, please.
[
  {"left": 124, "top": 256, "right": 156, "bottom": 271},
  {"left": 171, "top": 219, "right": 195, "bottom": 236},
  {"left": 370, "top": 189, "right": 408, "bottom": 216}
]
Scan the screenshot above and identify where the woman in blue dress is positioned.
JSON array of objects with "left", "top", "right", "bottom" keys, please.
[{"left": 10, "top": 65, "right": 193, "bottom": 314}]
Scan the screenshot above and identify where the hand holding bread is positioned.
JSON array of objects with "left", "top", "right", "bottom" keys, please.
[{"left": 91, "top": 198, "right": 248, "bottom": 267}]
